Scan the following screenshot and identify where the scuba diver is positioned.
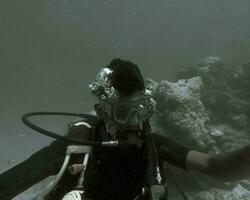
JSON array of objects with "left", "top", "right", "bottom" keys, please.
[{"left": 1, "top": 58, "right": 250, "bottom": 200}]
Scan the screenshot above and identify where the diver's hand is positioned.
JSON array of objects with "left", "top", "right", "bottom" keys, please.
[{"left": 186, "top": 144, "right": 250, "bottom": 181}]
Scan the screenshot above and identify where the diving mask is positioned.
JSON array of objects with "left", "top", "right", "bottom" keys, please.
[{"left": 111, "top": 96, "right": 156, "bottom": 126}]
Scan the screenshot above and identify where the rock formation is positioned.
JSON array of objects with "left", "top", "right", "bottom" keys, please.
[{"left": 148, "top": 57, "right": 250, "bottom": 200}]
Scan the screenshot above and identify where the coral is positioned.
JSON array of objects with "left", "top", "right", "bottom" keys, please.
[
  {"left": 147, "top": 77, "right": 216, "bottom": 151},
  {"left": 176, "top": 57, "right": 250, "bottom": 129}
]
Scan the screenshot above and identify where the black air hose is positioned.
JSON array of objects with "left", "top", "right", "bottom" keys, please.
[{"left": 22, "top": 112, "right": 102, "bottom": 146}]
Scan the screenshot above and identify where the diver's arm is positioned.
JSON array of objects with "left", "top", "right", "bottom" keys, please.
[
  {"left": 153, "top": 134, "right": 190, "bottom": 171},
  {"left": 154, "top": 133, "right": 250, "bottom": 181},
  {"left": 186, "top": 145, "right": 250, "bottom": 181}
]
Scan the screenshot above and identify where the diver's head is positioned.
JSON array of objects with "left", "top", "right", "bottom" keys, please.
[
  {"left": 89, "top": 59, "right": 156, "bottom": 136},
  {"left": 106, "top": 58, "right": 145, "bottom": 97}
]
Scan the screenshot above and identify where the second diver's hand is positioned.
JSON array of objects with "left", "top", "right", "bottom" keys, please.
[{"left": 186, "top": 144, "right": 250, "bottom": 181}]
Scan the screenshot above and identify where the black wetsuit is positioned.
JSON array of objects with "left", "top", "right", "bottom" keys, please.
[{"left": 0, "top": 117, "right": 189, "bottom": 200}]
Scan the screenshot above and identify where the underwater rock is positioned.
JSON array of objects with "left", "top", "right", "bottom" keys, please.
[
  {"left": 147, "top": 77, "right": 217, "bottom": 151},
  {"left": 176, "top": 57, "right": 250, "bottom": 130},
  {"left": 147, "top": 74, "right": 250, "bottom": 200},
  {"left": 223, "top": 184, "right": 250, "bottom": 200},
  {"left": 207, "top": 124, "right": 249, "bottom": 151},
  {"left": 239, "top": 180, "right": 250, "bottom": 191},
  {"left": 230, "top": 114, "right": 248, "bottom": 130},
  {"left": 175, "top": 56, "right": 222, "bottom": 81},
  {"left": 186, "top": 184, "right": 250, "bottom": 200},
  {"left": 209, "top": 128, "right": 224, "bottom": 138}
]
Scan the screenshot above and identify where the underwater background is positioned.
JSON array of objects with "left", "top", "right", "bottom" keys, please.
[{"left": 0, "top": 0, "right": 250, "bottom": 199}]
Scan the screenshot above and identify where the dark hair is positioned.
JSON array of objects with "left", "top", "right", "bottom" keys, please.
[{"left": 107, "top": 58, "right": 145, "bottom": 96}]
